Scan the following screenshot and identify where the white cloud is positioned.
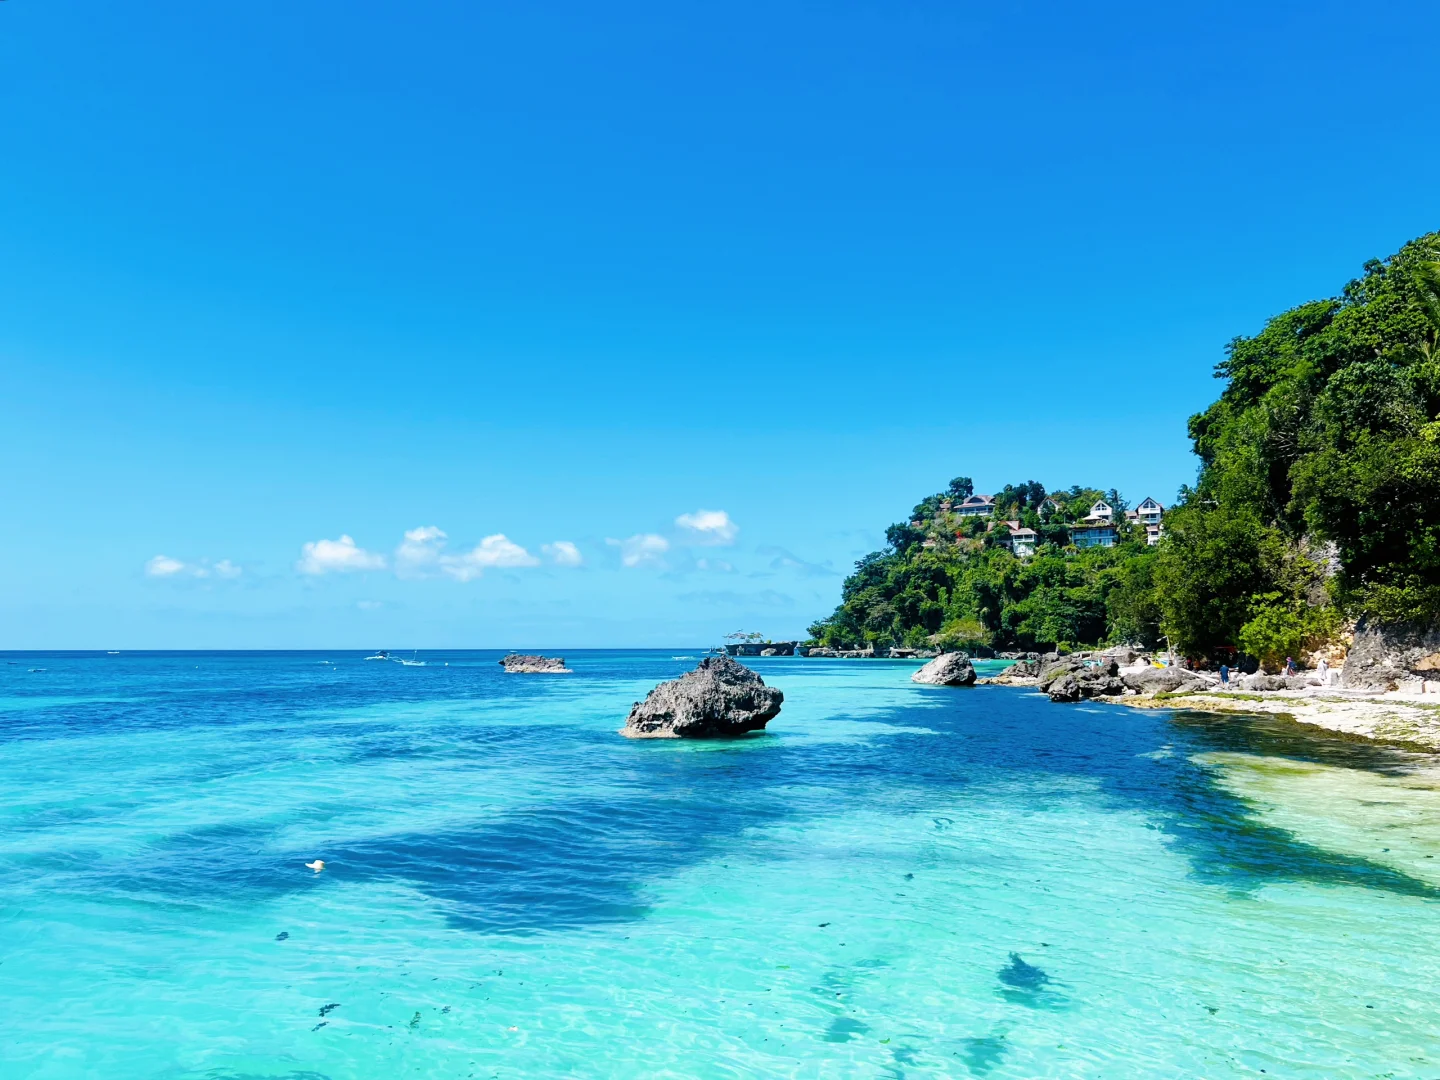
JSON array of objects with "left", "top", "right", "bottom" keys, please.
[
  {"left": 392, "top": 526, "right": 542, "bottom": 581},
  {"left": 357, "top": 600, "right": 384, "bottom": 610},
  {"left": 696, "top": 557, "right": 735, "bottom": 573},
  {"left": 675, "top": 509, "right": 738, "bottom": 545},
  {"left": 608, "top": 533, "right": 670, "bottom": 568},
  {"left": 298, "top": 535, "right": 386, "bottom": 575},
  {"left": 146, "top": 555, "right": 243, "bottom": 579},
  {"left": 395, "top": 525, "right": 447, "bottom": 577},
  {"left": 439, "top": 534, "right": 540, "bottom": 581},
  {"left": 542, "top": 540, "right": 583, "bottom": 566}
]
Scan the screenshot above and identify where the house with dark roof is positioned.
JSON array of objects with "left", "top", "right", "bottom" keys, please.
[
  {"left": 955, "top": 494, "right": 996, "bottom": 517},
  {"left": 1136, "top": 497, "right": 1164, "bottom": 545}
]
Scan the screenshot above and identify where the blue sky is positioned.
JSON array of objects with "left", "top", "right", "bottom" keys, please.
[{"left": 3, "top": 1, "right": 1438, "bottom": 649}]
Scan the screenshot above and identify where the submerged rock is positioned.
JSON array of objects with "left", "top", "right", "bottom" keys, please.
[
  {"left": 998, "top": 952, "right": 1050, "bottom": 990},
  {"left": 500, "top": 653, "right": 572, "bottom": 673},
  {"left": 621, "top": 656, "right": 783, "bottom": 739},
  {"left": 911, "top": 653, "right": 977, "bottom": 686}
]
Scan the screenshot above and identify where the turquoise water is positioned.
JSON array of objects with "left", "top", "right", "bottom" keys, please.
[{"left": 3, "top": 651, "right": 1439, "bottom": 1078}]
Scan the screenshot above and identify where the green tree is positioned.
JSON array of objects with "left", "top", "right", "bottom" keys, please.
[
  {"left": 948, "top": 476, "right": 974, "bottom": 500},
  {"left": 1153, "top": 505, "right": 1282, "bottom": 657},
  {"left": 1237, "top": 594, "right": 1341, "bottom": 672},
  {"left": 1182, "top": 231, "right": 1440, "bottom": 628}
]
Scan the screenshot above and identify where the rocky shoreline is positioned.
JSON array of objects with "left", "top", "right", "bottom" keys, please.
[{"left": 981, "top": 652, "right": 1440, "bottom": 751}]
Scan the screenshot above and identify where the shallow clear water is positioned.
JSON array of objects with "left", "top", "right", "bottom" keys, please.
[{"left": 3, "top": 650, "right": 1439, "bottom": 1079}]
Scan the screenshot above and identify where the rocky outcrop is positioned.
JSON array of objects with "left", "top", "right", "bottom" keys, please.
[
  {"left": 911, "top": 653, "right": 977, "bottom": 686},
  {"left": 1243, "top": 673, "right": 1320, "bottom": 692},
  {"left": 1036, "top": 659, "right": 1082, "bottom": 690},
  {"left": 726, "top": 641, "right": 796, "bottom": 657},
  {"left": 1047, "top": 673, "right": 1082, "bottom": 702},
  {"left": 1341, "top": 618, "right": 1440, "bottom": 689},
  {"left": 1039, "top": 657, "right": 1124, "bottom": 702},
  {"left": 1102, "top": 647, "right": 1144, "bottom": 667},
  {"left": 621, "top": 656, "right": 783, "bottom": 739},
  {"left": 1006, "top": 658, "right": 1041, "bottom": 678},
  {"left": 500, "top": 653, "right": 572, "bottom": 673},
  {"left": 1121, "top": 667, "right": 1206, "bottom": 695}
]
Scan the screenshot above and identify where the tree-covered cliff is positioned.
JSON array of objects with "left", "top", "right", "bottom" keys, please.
[
  {"left": 808, "top": 230, "right": 1440, "bottom": 662},
  {"left": 807, "top": 484, "right": 1162, "bottom": 653}
]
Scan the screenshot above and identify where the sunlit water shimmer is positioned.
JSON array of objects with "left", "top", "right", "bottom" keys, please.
[{"left": 3, "top": 651, "right": 1440, "bottom": 1079}]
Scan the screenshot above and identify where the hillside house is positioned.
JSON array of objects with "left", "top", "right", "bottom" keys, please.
[
  {"left": 956, "top": 494, "right": 996, "bottom": 517},
  {"left": 1071, "top": 524, "right": 1117, "bottom": 548},
  {"left": 1136, "top": 497, "right": 1164, "bottom": 544},
  {"left": 990, "top": 519, "right": 1037, "bottom": 556},
  {"left": 1082, "top": 500, "right": 1114, "bottom": 524}
]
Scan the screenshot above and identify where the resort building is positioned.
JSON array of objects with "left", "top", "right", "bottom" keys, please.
[
  {"left": 955, "top": 494, "right": 996, "bottom": 517},
  {"left": 1077, "top": 524, "right": 1117, "bottom": 550},
  {"left": 1135, "top": 497, "right": 1165, "bottom": 545},
  {"left": 989, "top": 519, "right": 1039, "bottom": 556},
  {"left": 1082, "top": 500, "right": 1114, "bottom": 524},
  {"left": 1009, "top": 526, "right": 1038, "bottom": 556}
]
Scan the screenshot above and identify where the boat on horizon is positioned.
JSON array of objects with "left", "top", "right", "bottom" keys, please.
[{"left": 364, "top": 651, "right": 390, "bottom": 661}]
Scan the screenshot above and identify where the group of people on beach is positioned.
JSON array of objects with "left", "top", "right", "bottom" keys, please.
[{"left": 1217, "top": 655, "right": 1326, "bottom": 686}]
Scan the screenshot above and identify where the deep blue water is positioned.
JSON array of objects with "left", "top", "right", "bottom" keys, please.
[{"left": 2, "top": 650, "right": 1438, "bottom": 1077}]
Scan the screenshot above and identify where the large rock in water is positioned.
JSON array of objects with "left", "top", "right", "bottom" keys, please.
[
  {"left": 1036, "top": 658, "right": 1083, "bottom": 690},
  {"left": 500, "top": 653, "right": 572, "bottom": 673},
  {"left": 1047, "top": 673, "right": 1083, "bottom": 702},
  {"left": 621, "top": 656, "right": 783, "bottom": 739},
  {"left": 911, "top": 653, "right": 977, "bottom": 686}
]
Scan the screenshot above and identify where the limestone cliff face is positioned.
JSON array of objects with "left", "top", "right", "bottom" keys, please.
[{"left": 1340, "top": 618, "right": 1440, "bottom": 689}]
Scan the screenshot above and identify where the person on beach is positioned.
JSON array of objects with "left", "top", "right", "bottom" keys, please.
[
  {"left": 1219, "top": 663, "right": 1229, "bottom": 686},
  {"left": 1285, "top": 656, "right": 1297, "bottom": 676},
  {"left": 1316, "top": 657, "right": 1329, "bottom": 682}
]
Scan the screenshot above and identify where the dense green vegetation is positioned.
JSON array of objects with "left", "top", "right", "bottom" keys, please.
[
  {"left": 808, "top": 482, "right": 1165, "bottom": 653},
  {"left": 808, "top": 231, "right": 1440, "bottom": 661}
]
